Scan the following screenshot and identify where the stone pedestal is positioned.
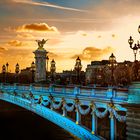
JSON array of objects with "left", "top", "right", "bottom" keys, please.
[
  {"left": 33, "top": 49, "right": 48, "bottom": 82},
  {"left": 126, "top": 82, "right": 140, "bottom": 140}
]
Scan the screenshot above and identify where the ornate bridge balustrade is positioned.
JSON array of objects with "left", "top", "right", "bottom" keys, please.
[{"left": 0, "top": 83, "right": 128, "bottom": 140}]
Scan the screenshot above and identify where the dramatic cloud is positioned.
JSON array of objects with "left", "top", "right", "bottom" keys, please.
[
  {"left": 71, "top": 46, "right": 114, "bottom": 61},
  {"left": 15, "top": 23, "right": 59, "bottom": 33},
  {"left": 12, "top": 0, "right": 87, "bottom": 12},
  {"left": 7, "top": 40, "right": 23, "bottom": 47},
  {"left": 0, "top": 46, "right": 8, "bottom": 52}
]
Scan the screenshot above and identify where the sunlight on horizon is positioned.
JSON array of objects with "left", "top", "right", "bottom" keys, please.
[{"left": 1, "top": 1, "right": 140, "bottom": 72}]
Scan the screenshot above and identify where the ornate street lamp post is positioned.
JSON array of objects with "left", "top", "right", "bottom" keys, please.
[
  {"left": 128, "top": 25, "right": 140, "bottom": 81},
  {"left": 128, "top": 36, "right": 139, "bottom": 61},
  {"left": 109, "top": 53, "right": 117, "bottom": 86},
  {"left": 74, "top": 57, "right": 82, "bottom": 84},
  {"left": 50, "top": 59, "right": 56, "bottom": 83},
  {"left": 2, "top": 65, "right": 6, "bottom": 83},
  {"left": 31, "top": 61, "right": 35, "bottom": 83},
  {"left": 15, "top": 63, "right": 20, "bottom": 83}
]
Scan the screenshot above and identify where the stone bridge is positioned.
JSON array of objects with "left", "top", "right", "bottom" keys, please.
[{"left": 0, "top": 83, "right": 139, "bottom": 140}]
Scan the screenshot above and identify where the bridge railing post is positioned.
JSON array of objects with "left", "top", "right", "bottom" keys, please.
[
  {"left": 112, "top": 88, "right": 116, "bottom": 98},
  {"left": 62, "top": 99, "right": 67, "bottom": 117},
  {"left": 110, "top": 112, "right": 116, "bottom": 140},
  {"left": 76, "top": 110, "right": 81, "bottom": 125},
  {"left": 75, "top": 98, "right": 81, "bottom": 125},
  {"left": 91, "top": 112, "right": 97, "bottom": 135},
  {"left": 62, "top": 107, "right": 67, "bottom": 116},
  {"left": 91, "top": 88, "right": 95, "bottom": 96},
  {"left": 29, "top": 84, "right": 33, "bottom": 91},
  {"left": 49, "top": 84, "right": 54, "bottom": 93},
  {"left": 0, "top": 83, "right": 3, "bottom": 90},
  {"left": 62, "top": 87, "right": 66, "bottom": 94},
  {"left": 107, "top": 87, "right": 113, "bottom": 99},
  {"left": 74, "top": 86, "right": 80, "bottom": 95},
  {"left": 74, "top": 87, "right": 81, "bottom": 125},
  {"left": 14, "top": 83, "right": 17, "bottom": 90}
]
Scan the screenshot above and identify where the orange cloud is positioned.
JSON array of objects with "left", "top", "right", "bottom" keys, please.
[
  {"left": 71, "top": 46, "right": 114, "bottom": 61},
  {"left": 8, "top": 40, "right": 23, "bottom": 47},
  {"left": 17, "top": 33, "right": 35, "bottom": 39},
  {"left": 15, "top": 23, "right": 59, "bottom": 33},
  {"left": 0, "top": 47, "right": 8, "bottom": 52}
]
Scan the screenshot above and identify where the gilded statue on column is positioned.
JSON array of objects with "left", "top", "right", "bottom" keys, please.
[{"left": 36, "top": 39, "right": 48, "bottom": 50}]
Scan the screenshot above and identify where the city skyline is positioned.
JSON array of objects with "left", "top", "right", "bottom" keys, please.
[{"left": 1, "top": 0, "right": 140, "bottom": 72}]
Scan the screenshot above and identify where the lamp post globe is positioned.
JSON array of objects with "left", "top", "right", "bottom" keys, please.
[
  {"left": 128, "top": 36, "right": 134, "bottom": 48},
  {"left": 138, "top": 25, "right": 140, "bottom": 34},
  {"left": 15, "top": 63, "right": 19, "bottom": 74}
]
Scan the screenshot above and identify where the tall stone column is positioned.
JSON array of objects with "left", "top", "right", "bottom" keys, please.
[{"left": 33, "top": 39, "right": 48, "bottom": 83}]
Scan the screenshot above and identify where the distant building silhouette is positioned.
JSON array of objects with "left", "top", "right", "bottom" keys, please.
[{"left": 85, "top": 60, "right": 133, "bottom": 86}]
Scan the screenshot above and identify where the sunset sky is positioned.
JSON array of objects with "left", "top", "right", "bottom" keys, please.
[{"left": 1, "top": 0, "right": 140, "bottom": 72}]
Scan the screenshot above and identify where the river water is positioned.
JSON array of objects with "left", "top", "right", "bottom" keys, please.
[{"left": 0, "top": 100, "right": 78, "bottom": 140}]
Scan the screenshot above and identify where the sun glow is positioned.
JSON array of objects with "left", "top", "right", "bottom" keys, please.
[{"left": 1, "top": 1, "right": 140, "bottom": 72}]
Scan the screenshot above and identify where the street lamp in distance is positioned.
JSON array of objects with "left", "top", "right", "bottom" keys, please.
[
  {"left": 109, "top": 53, "right": 117, "bottom": 86},
  {"left": 128, "top": 25, "right": 140, "bottom": 81},
  {"left": 31, "top": 61, "right": 35, "bottom": 83},
  {"left": 6, "top": 62, "right": 9, "bottom": 83},
  {"left": 50, "top": 59, "right": 56, "bottom": 83},
  {"left": 15, "top": 63, "right": 20, "bottom": 83},
  {"left": 128, "top": 36, "right": 139, "bottom": 61},
  {"left": 74, "top": 57, "right": 82, "bottom": 85},
  {"left": 2, "top": 65, "right": 6, "bottom": 83}
]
